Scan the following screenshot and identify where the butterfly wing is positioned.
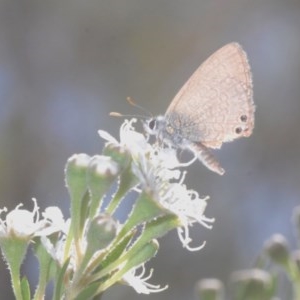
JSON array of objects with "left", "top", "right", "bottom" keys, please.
[{"left": 165, "top": 42, "right": 254, "bottom": 149}]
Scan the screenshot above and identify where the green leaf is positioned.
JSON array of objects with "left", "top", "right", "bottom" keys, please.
[
  {"left": 74, "top": 281, "right": 101, "bottom": 300},
  {"left": 94, "top": 241, "right": 159, "bottom": 294},
  {"left": 116, "top": 214, "right": 179, "bottom": 273},
  {"left": 89, "top": 215, "right": 177, "bottom": 287},
  {"left": 53, "top": 258, "right": 71, "bottom": 300},
  {"left": 88, "top": 211, "right": 179, "bottom": 286},
  {"left": 135, "top": 214, "right": 180, "bottom": 249},
  {"left": 100, "top": 230, "right": 136, "bottom": 270},
  {"left": 89, "top": 229, "right": 136, "bottom": 277},
  {"left": 117, "top": 191, "right": 171, "bottom": 242},
  {"left": 122, "top": 240, "right": 159, "bottom": 273}
]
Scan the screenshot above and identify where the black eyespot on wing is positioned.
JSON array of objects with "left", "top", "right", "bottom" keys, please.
[
  {"left": 235, "top": 127, "right": 242, "bottom": 134},
  {"left": 240, "top": 115, "right": 247, "bottom": 122}
]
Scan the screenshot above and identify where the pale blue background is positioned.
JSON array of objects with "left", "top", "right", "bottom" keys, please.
[{"left": 0, "top": 0, "right": 299, "bottom": 299}]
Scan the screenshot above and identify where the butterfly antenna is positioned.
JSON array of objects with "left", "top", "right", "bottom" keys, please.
[
  {"left": 126, "top": 97, "right": 153, "bottom": 118},
  {"left": 110, "top": 97, "right": 153, "bottom": 119},
  {"left": 109, "top": 111, "right": 148, "bottom": 119}
]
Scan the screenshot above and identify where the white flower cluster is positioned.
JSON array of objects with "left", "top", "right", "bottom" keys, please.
[
  {"left": 99, "top": 119, "right": 214, "bottom": 252},
  {"left": 0, "top": 198, "right": 66, "bottom": 240},
  {"left": 0, "top": 119, "right": 214, "bottom": 296}
]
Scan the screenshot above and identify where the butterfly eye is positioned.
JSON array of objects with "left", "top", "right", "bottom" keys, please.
[{"left": 148, "top": 119, "right": 156, "bottom": 130}]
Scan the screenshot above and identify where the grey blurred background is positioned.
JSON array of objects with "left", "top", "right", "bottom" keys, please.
[{"left": 0, "top": 0, "right": 299, "bottom": 299}]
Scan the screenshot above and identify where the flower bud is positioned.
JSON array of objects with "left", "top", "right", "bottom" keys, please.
[
  {"left": 87, "top": 155, "right": 120, "bottom": 218},
  {"left": 86, "top": 214, "right": 117, "bottom": 252},
  {"left": 292, "top": 250, "right": 300, "bottom": 273},
  {"left": 264, "top": 234, "right": 290, "bottom": 266},
  {"left": 195, "top": 278, "right": 224, "bottom": 300},
  {"left": 102, "top": 143, "right": 131, "bottom": 171},
  {"left": 231, "top": 269, "right": 273, "bottom": 300},
  {"left": 65, "top": 154, "right": 91, "bottom": 200}
]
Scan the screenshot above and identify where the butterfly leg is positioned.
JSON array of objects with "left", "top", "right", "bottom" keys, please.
[{"left": 190, "top": 142, "right": 225, "bottom": 175}]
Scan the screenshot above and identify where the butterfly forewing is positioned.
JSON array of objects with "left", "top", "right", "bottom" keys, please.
[{"left": 165, "top": 42, "right": 254, "bottom": 149}]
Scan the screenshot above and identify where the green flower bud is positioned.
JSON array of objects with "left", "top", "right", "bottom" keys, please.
[
  {"left": 264, "top": 234, "right": 290, "bottom": 266},
  {"left": 87, "top": 155, "right": 121, "bottom": 218},
  {"left": 86, "top": 214, "right": 117, "bottom": 253},
  {"left": 65, "top": 153, "right": 91, "bottom": 201},
  {"left": 195, "top": 278, "right": 224, "bottom": 300},
  {"left": 231, "top": 269, "right": 273, "bottom": 300},
  {"left": 102, "top": 143, "right": 131, "bottom": 171},
  {"left": 293, "top": 250, "right": 300, "bottom": 272},
  {"left": 65, "top": 154, "right": 91, "bottom": 238}
]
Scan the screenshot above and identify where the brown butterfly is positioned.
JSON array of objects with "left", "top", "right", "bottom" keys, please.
[{"left": 145, "top": 43, "right": 255, "bottom": 175}]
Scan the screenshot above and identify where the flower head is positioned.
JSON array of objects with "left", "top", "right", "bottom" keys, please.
[
  {"left": 99, "top": 119, "right": 214, "bottom": 250},
  {"left": 122, "top": 264, "right": 168, "bottom": 294},
  {"left": 0, "top": 198, "right": 65, "bottom": 240}
]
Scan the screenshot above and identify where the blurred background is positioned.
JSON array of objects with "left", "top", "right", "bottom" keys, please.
[{"left": 0, "top": 0, "right": 300, "bottom": 299}]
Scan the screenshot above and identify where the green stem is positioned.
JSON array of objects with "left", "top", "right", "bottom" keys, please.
[
  {"left": 10, "top": 262, "right": 23, "bottom": 300},
  {"left": 286, "top": 259, "right": 300, "bottom": 300},
  {"left": 292, "top": 269, "right": 300, "bottom": 300}
]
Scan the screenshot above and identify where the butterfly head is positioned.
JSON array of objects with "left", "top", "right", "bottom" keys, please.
[
  {"left": 144, "top": 116, "right": 166, "bottom": 136},
  {"left": 144, "top": 115, "right": 186, "bottom": 149}
]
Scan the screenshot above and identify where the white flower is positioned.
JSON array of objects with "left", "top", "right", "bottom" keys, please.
[
  {"left": 122, "top": 264, "right": 168, "bottom": 294},
  {"left": 40, "top": 230, "right": 74, "bottom": 269},
  {"left": 159, "top": 181, "right": 215, "bottom": 251},
  {"left": 100, "top": 119, "right": 179, "bottom": 188},
  {"left": 39, "top": 217, "right": 73, "bottom": 269},
  {"left": 88, "top": 155, "right": 120, "bottom": 177},
  {"left": 99, "top": 119, "right": 214, "bottom": 250},
  {"left": 0, "top": 198, "right": 65, "bottom": 240},
  {"left": 99, "top": 118, "right": 150, "bottom": 160}
]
